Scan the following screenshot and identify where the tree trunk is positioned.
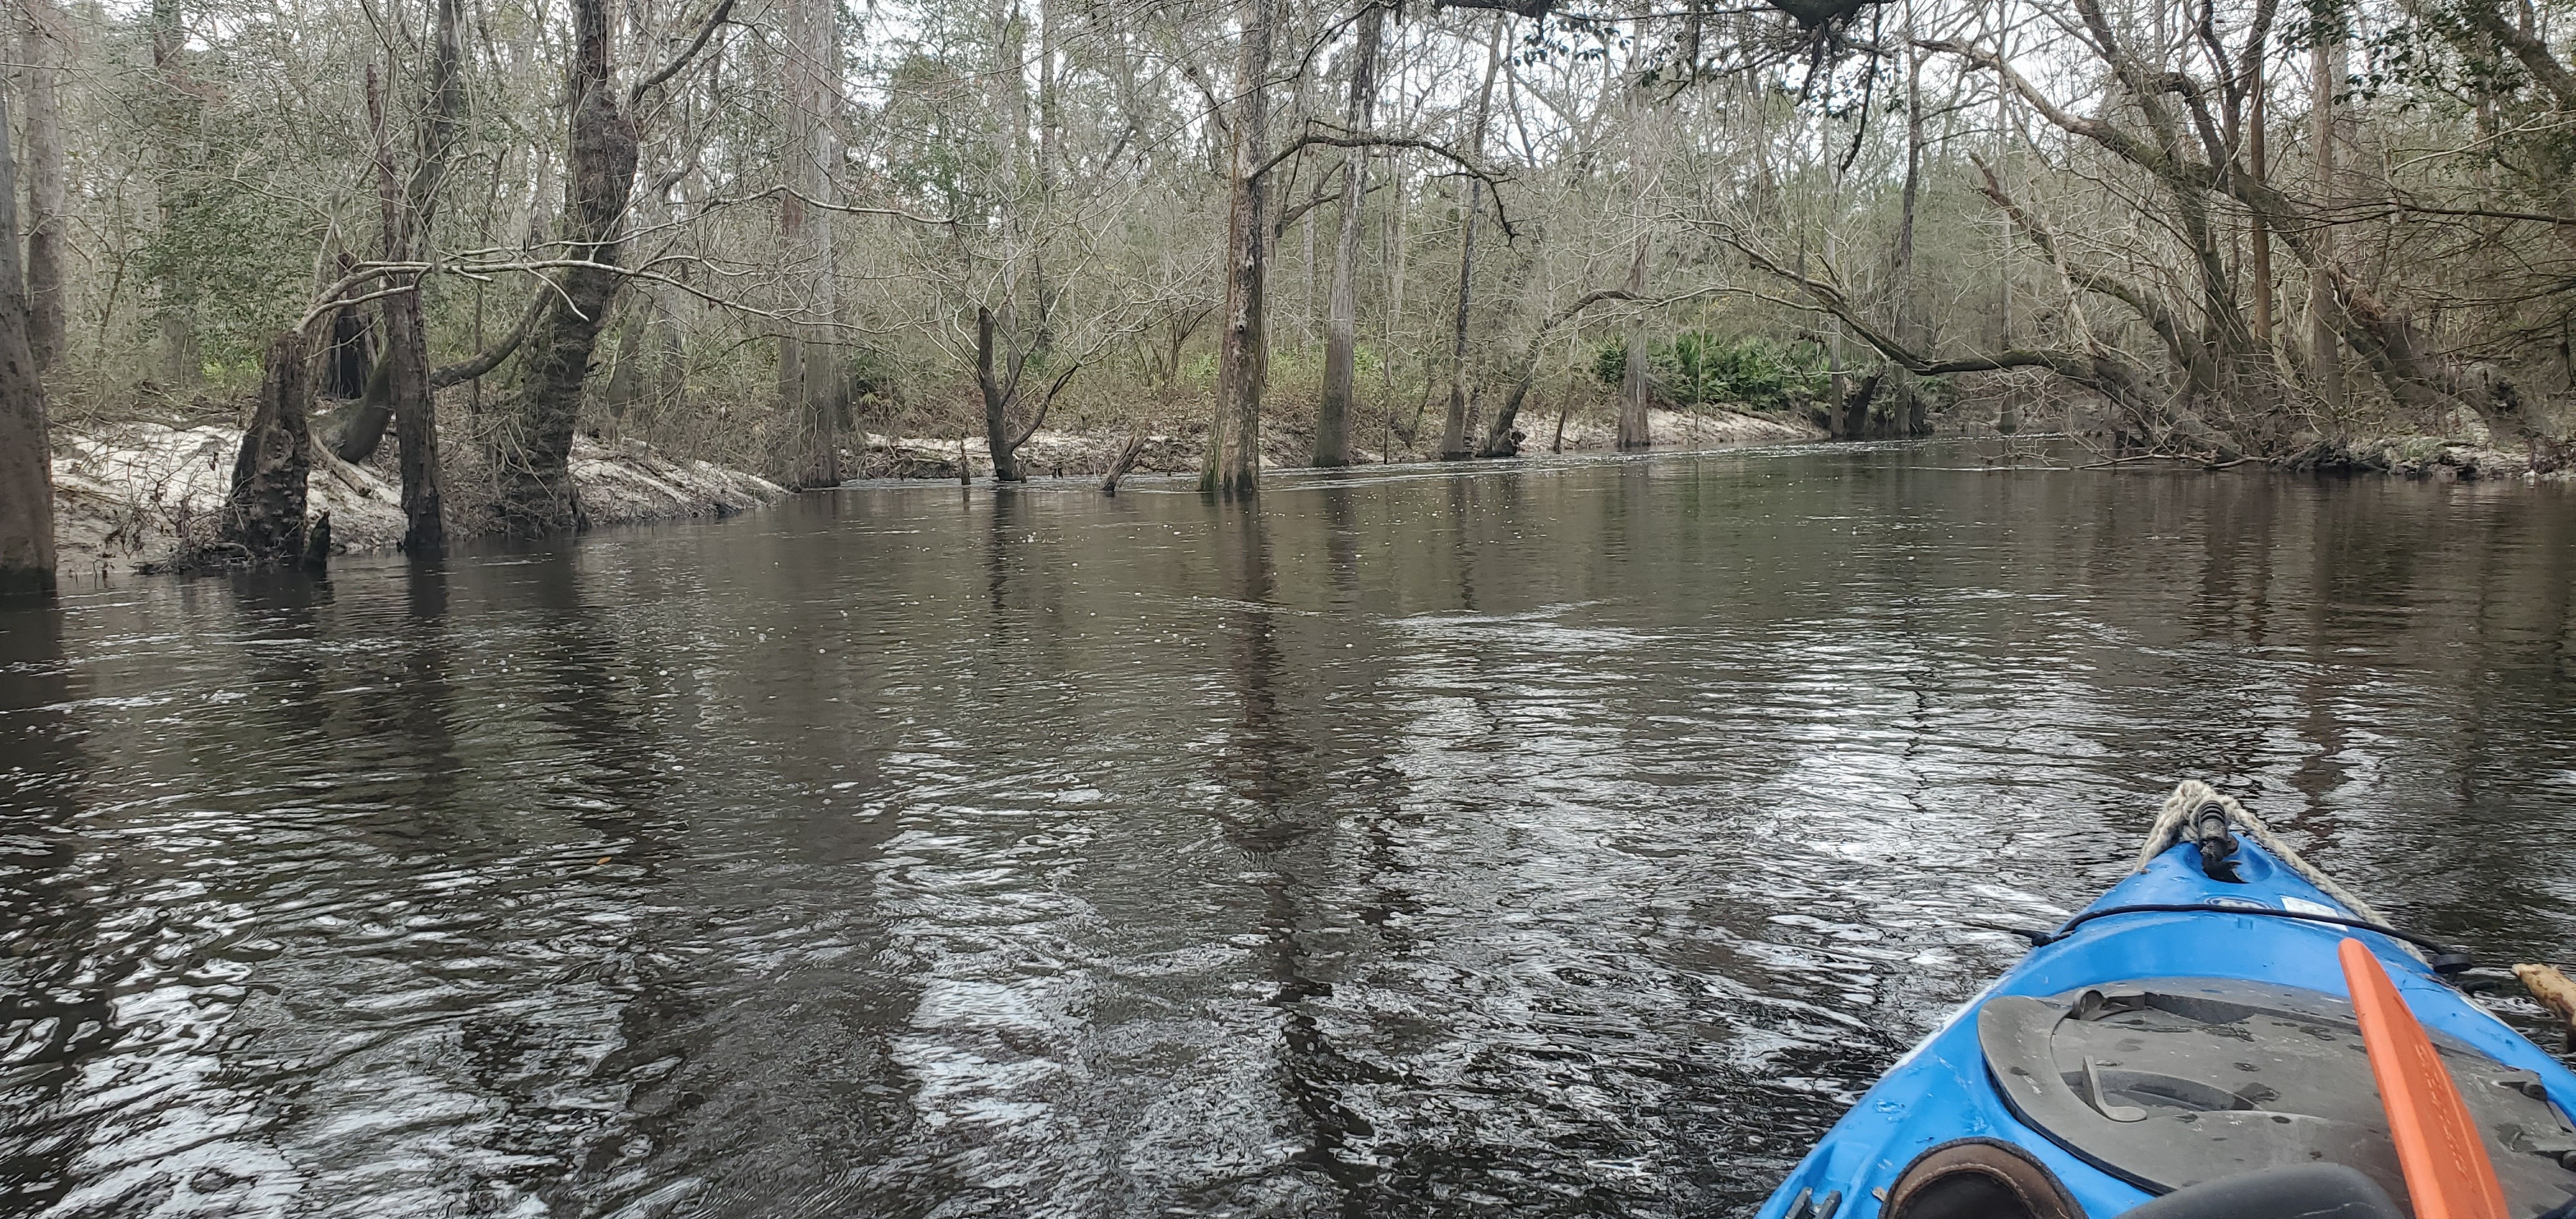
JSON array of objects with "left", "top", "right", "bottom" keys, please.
[
  {"left": 978, "top": 307, "right": 1024, "bottom": 481},
  {"left": 381, "top": 297, "right": 443, "bottom": 555},
  {"left": 2248, "top": 56, "right": 2273, "bottom": 348},
  {"left": 324, "top": 290, "right": 372, "bottom": 401},
  {"left": 20, "top": 0, "right": 66, "bottom": 373},
  {"left": 1478, "top": 361, "right": 1540, "bottom": 458},
  {"left": 224, "top": 331, "right": 316, "bottom": 565},
  {"left": 1826, "top": 226, "right": 1847, "bottom": 436},
  {"left": 1843, "top": 370, "right": 1880, "bottom": 440},
  {"left": 1616, "top": 234, "right": 1651, "bottom": 448},
  {"left": 1209, "top": 0, "right": 1272, "bottom": 497},
  {"left": 149, "top": 0, "right": 199, "bottom": 387},
  {"left": 388, "top": 0, "right": 462, "bottom": 555},
  {"left": 0, "top": 82, "right": 55, "bottom": 595},
  {"left": 1438, "top": 18, "right": 1506, "bottom": 461},
  {"left": 1383, "top": 161, "right": 1411, "bottom": 451},
  {"left": 1100, "top": 434, "right": 1148, "bottom": 493},
  {"left": 1893, "top": 40, "right": 1924, "bottom": 348},
  {"left": 1887, "top": 36, "right": 1926, "bottom": 428},
  {"left": 1312, "top": 0, "right": 1381, "bottom": 468},
  {"left": 2310, "top": 36, "right": 2342, "bottom": 416},
  {"left": 334, "top": 358, "right": 395, "bottom": 462},
  {"left": 781, "top": 0, "right": 841, "bottom": 489},
  {"left": 498, "top": 0, "right": 638, "bottom": 534},
  {"left": 1481, "top": 288, "right": 1642, "bottom": 457}
]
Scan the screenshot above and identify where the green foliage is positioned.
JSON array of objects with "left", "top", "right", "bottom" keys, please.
[
  {"left": 1593, "top": 339, "right": 1628, "bottom": 388},
  {"left": 1593, "top": 332, "right": 1828, "bottom": 411}
]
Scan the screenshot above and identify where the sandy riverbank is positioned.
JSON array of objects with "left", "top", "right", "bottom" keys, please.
[
  {"left": 853, "top": 407, "right": 1823, "bottom": 480},
  {"left": 52, "top": 425, "right": 785, "bottom": 578}
]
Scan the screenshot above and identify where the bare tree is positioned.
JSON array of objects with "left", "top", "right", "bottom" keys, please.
[
  {"left": 779, "top": 0, "right": 845, "bottom": 489},
  {"left": 371, "top": 0, "right": 466, "bottom": 555},
  {"left": 224, "top": 331, "right": 320, "bottom": 566},
  {"left": 1435, "top": 17, "right": 1507, "bottom": 460},
  {"left": 1209, "top": 0, "right": 1275, "bottom": 496},
  {"left": 496, "top": 0, "right": 639, "bottom": 534},
  {"left": 1313, "top": 0, "right": 1384, "bottom": 468},
  {"left": 0, "top": 83, "right": 54, "bottom": 594},
  {"left": 19, "top": 0, "right": 67, "bottom": 372},
  {"left": 1616, "top": 232, "right": 1650, "bottom": 448}
]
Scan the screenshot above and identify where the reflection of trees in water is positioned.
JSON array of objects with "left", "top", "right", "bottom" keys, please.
[
  {"left": 6, "top": 572, "right": 365, "bottom": 1215},
  {"left": 485, "top": 547, "right": 730, "bottom": 1214},
  {"left": 1199, "top": 503, "right": 1397, "bottom": 1209},
  {"left": 0, "top": 602, "right": 105, "bottom": 1214},
  {"left": 575, "top": 503, "right": 933, "bottom": 1216},
  {"left": 981, "top": 486, "right": 1077, "bottom": 681}
]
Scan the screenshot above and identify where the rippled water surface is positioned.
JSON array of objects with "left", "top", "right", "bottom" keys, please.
[{"left": 4, "top": 443, "right": 2574, "bottom": 1218}]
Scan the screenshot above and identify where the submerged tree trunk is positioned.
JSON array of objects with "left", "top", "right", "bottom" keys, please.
[
  {"left": 1437, "top": 19, "right": 1505, "bottom": 461},
  {"left": 381, "top": 294, "right": 442, "bottom": 555},
  {"left": 1209, "top": 0, "right": 1272, "bottom": 497},
  {"left": 20, "top": 0, "right": 67, "bottom": 373},
  {"left": 224, "top": 331, "right": 317, "bottom": 565},
  {"left": 1312, "top": 0, "right": 1381, "bottom": 468},
  {"left": 0, "top": 84, "right": 56, "bottom": 595},
  {"left": 1616, "top": 234, "right": 1651, "bottom": 449},
  {"left": 979, "top": 307, "right": 1025, "bottom": 481},
  {"left": 498, "top": 0, "right": 638, "bottom": 534},
  {"left": 780, "top": 0, "right": 843, "bottom": 489},
  {"left": 382, "top": 0, "right": 463, "bottom": 555}
]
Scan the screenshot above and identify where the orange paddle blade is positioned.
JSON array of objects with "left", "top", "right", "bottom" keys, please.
[{"left": 2338, "top": 937, "right": 2511, "bottom": 1219}]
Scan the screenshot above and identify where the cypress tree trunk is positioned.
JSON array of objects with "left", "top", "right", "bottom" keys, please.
[
  {"left": 498, "top": 0, "right": 638, "bottom": 533},
  {"left": 780, "top": 0, "right": 842, "bottom": 489},
  {"left": 2310, "top": 36, "right": 2343, "bottom": 417},
  {"left": 148, "top": 0, "right": 200, "bottom": 387},
  {"left": 383, "top": 0, "right": 462, "bottom": 555},
  {"left": 0, "top": 84, "right": 55, "bottom": 595},
  {"left": 1210, "top": 0, "right": 1272, "bottom": 497},
  {"left": 1616, "top": 235, "right": 1651, "bottom": 449},
  {"left": 977, "top": 307, "right": 1025, "bottom": 482},
  {"left": 1437, "top": 18, "right": 1505, "bottom": 461},
  {"left": 224, "top": 331, "right": 316, "bottom": 565},
  {"left": 20, "top": 0, "right": 67, "bottom": 372},
  {"left": 1313, "top": 1, "right": 1381, "bottom": 468}
]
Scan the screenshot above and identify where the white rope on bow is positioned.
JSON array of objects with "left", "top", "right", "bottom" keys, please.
[{"left": 2134, "top": 779, "right": 2400, "bottom": 937}]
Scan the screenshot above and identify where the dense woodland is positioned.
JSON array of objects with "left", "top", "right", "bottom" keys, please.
[{"left": 0, "top": 0, "right": 2573, "bottom": 588}]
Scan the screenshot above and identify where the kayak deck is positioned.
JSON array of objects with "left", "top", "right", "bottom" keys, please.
[{"left": 1756, "top": 833, "right": 2576, "bottom": 1219}]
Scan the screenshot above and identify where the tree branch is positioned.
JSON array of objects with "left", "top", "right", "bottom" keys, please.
[
  {"left": 1255, "top": 133, "right": 1517, "bottom": 237},
  {"left": 429, "top": 288, "right": 546, "bottom": 387},
  {"left": 697, "top": 184, "right": 953, "bottom": 225},
  {"left": 629, "top": 0, "right": 739, "bottom": 107}
]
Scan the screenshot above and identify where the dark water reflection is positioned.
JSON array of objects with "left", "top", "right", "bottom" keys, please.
[{"left": 3, "top": 443, "right": 2573, "bottom": 1218}]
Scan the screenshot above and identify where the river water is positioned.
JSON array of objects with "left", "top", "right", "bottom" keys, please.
[{"left": 3, "top": 442, "right": 2573, "bottom": 1218}]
